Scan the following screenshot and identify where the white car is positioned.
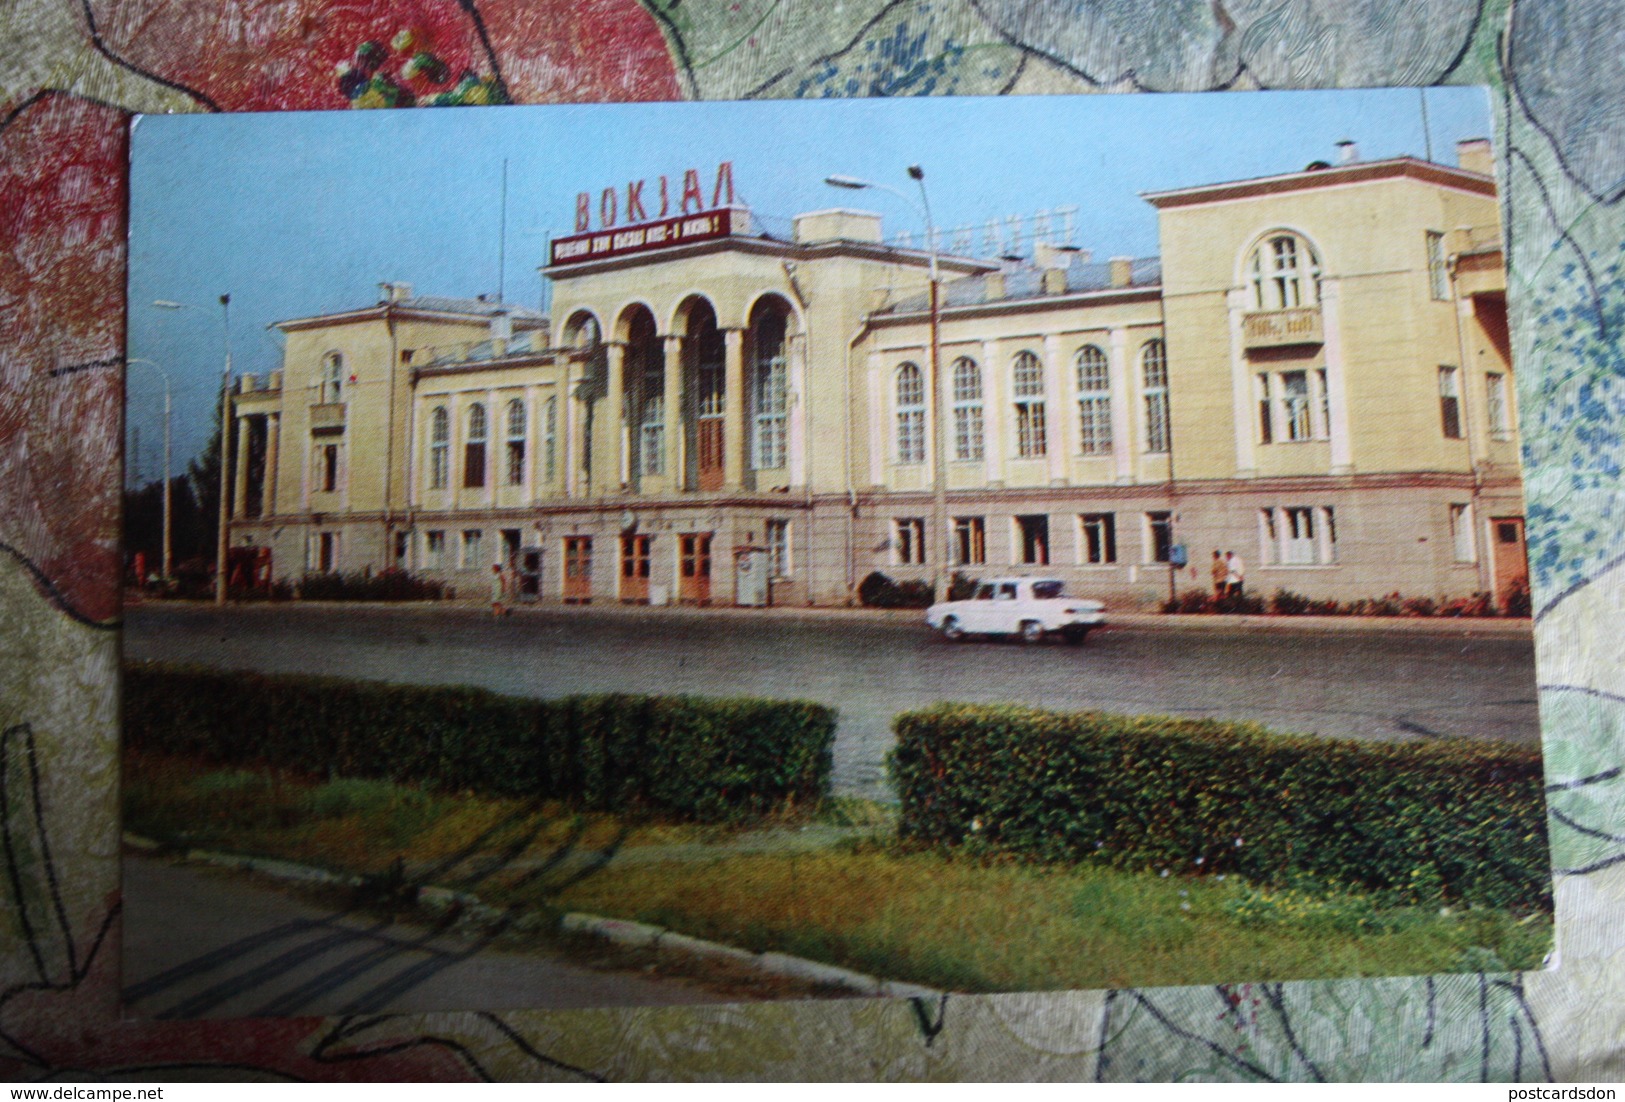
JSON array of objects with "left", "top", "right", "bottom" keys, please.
[{"left": 925, "top": 577, "right": 1107, "bottom": 644}]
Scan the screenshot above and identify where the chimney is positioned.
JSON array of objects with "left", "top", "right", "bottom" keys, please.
[
  {"left": 1456, "top": 137, "right": 1493, "bottom": 177},
  {"left": 1042, "top": 268, "right": 1067, "bottom": 295},
  {"left": 983, "top": 271, "right": 1006, "bottom": 301},
  {"left": 490, "top": 310, "right": 512, "bottom": 358},
  {"left": 378, "top": 281, "right": 413, "bottom": 303},
  {"left": 1336, "top": 139, "right": 1358, "bottom": 165},
  {"left": 1109, "top": 256, "right": 1133, "bottom": 288}
]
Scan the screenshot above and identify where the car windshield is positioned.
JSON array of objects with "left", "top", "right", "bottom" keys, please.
[
  {"left": 1032, "top": 580, "right": 1065, "bottom": 599},
  {"left": 974, "top": 584, "right": 995, "bottom": 600}
]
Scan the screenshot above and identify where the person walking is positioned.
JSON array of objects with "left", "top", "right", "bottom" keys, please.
[
  {"left": 1210, "top": 550, "right": 1227, "bottom": 597},
  {"left": 491, "top": 562, "right": 508, "bottom": 617},
  {"left": 1224, "top": 550, "right": 1246, "bottom": 598}
]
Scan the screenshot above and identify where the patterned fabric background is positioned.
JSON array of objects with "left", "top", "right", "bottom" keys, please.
[{"left": 3, "top": 0, "right": 1623, "bottom": 1081}]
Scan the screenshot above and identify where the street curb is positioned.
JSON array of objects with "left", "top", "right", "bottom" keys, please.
[{"left": 125, "top": 835, "right": 941, "bottom": 1001}]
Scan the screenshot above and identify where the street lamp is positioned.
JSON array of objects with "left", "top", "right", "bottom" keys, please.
[
  {"left": 153, "top": 294, "right": 232, "bottom": 605},
  {"left": 126, "top": 357, "right": 173, "bottom": 582},
  {"left": 825, "top": 167, "right": 949, "bottom": 599}
]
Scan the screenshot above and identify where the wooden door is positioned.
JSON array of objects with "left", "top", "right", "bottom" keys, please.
[
  {"left": 678, "top": 533, "right": 712, "bottom": 604},
  {"left": 697, "top": 417, "right": 724, "bottom": 491},
  {"left": 1490, "top": 516, "right": 1529, "bottom": 609},
  {"left": 563, "top": 536, "right": 593, "bottom": 603},
  {"left": 620, "top": 534, "right": 651, "bottom": 602}
]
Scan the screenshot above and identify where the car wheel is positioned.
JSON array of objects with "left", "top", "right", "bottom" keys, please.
[
  {"left": 1063, "top": 626, "right": 1090, "bottom": 645},
  {"left": 1019, "top": 620, "right": 1045, "bottom": 645},
  {"left": 941, "top": 615, "right": 965, "bottom": 642}
]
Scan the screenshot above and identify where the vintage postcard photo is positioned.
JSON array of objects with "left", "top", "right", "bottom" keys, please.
[{"left": 120, "top": 89, "right": 1550, "bottom": 1017}]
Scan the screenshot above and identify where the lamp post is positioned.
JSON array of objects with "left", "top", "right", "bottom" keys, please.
[
  {"left": 825, "top": 167, "right": 949, "bottom": 598},
  {"left": 126, "top": 357, "right": 173, "bottom": 581},
  {"left": 153, "top": 294, "right": 232, "bottom": 605}
]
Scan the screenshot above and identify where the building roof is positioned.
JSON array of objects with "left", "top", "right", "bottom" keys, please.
[
  {"left": 272, "top": 293, "right": 546, "bottom": 332},
  {"left": 883, "top": 254, "right": 1161, "bottom": 315},
  {"left": 1141, "top": 156, "right": 1495, "bottom": 209},
  {"left": 424, "top": 328, "right": 546, "bottom": 367}
]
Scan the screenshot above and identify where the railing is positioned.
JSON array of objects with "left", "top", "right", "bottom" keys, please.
[{"left": 310, "top": 402, "right": 346, "bottom": 431}]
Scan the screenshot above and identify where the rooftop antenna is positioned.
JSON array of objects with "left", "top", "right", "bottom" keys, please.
[
  {"left": 1419, "top": 87, "right": 1435, "bottom": 163},
  {"left": 497, "top": 158, "right": 509, "bottom": 303}
]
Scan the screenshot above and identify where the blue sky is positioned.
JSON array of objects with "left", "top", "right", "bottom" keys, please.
[{"left": 126, "top": 87, "right": 1492, "bottom": 476}]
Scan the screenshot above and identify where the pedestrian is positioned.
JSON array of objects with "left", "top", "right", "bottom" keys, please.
[
  {"left": 1225, "top": 550, "right": 1245, "bottom": 599},
  {"left": 1210, "top": 549, "right": 1227, "bottom": 597},
  {"left": 491, "top": 562, "right": 507, "bottom": 617}
]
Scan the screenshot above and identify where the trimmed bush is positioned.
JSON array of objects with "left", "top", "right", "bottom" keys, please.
[
  {"left": 125, "top": 663, "right": 835, "bottom": 822},
  {"left": 889, "top": 704, "right": 1549, "bottom": 911},
  {"left": 296, "top": 569, "right": 447, "bottom": 601},
  {"left": 857, "top": 570, "right": 935, "bottom": 609}
]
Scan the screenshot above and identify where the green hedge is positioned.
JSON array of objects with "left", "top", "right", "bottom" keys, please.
[
  {"left": 889, "top": 704, "right": 1549, "bottom": 911},
  {"left": 126, "top": 663, "right": 835, "bottom": 821}
]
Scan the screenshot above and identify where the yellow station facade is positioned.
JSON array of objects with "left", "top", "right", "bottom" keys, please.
[{"left": 227, "top": 140, "right": 1525, "bottom": 609}]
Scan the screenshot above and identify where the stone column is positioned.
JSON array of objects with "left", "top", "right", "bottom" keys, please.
[
  {"left": 663, "top": 335, "right": 683, "bottom": 486},
  {"left": 605, "top": 342, "right": 626, "bottom": 491},
  {"left": 1320, "top": 280, "right": 1352, "bottom": 473},
  {"left": 723, "top": 328, "right": 745, "bottom": 490},
  {"left": 787, "top": 332, "right": 808, "bottom": 488},
  {"left": 263, "top": 413, "right": 280, "bottom": 517},
  {"left": 980, "top": 340, "right": 1004, "bottom": 486},
  {"left": 233, "top": 414, "right": 252, "bottom": 519},
  {"left": 1042, "top": 332, "right": 1067, "bottom": 484},
  {"left": 1226, "top": 288, "right": 1257, "bottom": 477},
  {"left": 1108, "top": 328, "right": 1133, "bottom": 483},
  {"left": 866, "top": 350, "right": 885, "bottom": 488},
  {"left": 562, "top": 360, "right": 579, "bottom": 499}
]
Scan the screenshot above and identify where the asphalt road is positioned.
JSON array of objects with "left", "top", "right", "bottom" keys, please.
[
  {"left": 121, "top": 853, "right": 730, "bottom": 1017},
  {"left": 124, "top": 603, "right": 1541, "bottom": 802}
]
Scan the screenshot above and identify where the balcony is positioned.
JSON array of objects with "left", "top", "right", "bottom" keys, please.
[
  {"left": 1242, "top": 306, "right": 1323, "bottom": 350},
  {"left": 310, "top": 402, "right": 346, "bottom": 434}
]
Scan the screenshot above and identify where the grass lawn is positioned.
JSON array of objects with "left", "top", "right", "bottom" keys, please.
[{"left": 124, "top": 751, "right": 1552, "bottom": 993}]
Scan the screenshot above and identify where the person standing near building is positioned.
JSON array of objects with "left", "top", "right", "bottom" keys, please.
[
  {"left": 1225, "top": 551, "right": 1246, "bottom": 598},
  {"left": 491, "top": 562, "right": 508, "bottom": 617},
  {"left": 1210, "top": 550, "right": 1227, "bottom": 597}
]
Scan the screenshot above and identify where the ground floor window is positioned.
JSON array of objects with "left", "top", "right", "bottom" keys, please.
[
  {"left": 500, "top": 528, "right": 522, "bottom": 568},
  {"left": 952, "top": 516, "right": 986, "bottom": 566},
  {"left": 1015, "top": 514, "right": 1049, "bottom": 565},
  {"left": 424, "top": 529, "right": 446, "bottom": 570},
  {"left": 766, "top": 518, "right": 791, "bottom": 576},
  {"left": 460, "top": 529, "right": 483, "bottom": 570},
  {"left": 1259, "top": 505, "right": 1338, "bottom": 565},
  {"left": 1450, "top": 502, "right": 1476, "bottom": 562},
  {"left": 1146, "top": 511, "right": 1173, "bottom": 563},
  {"left": 1079, "top": 512, "right": 1117, "bottom": 564},
  {"left": 315, "top": 531, "right": 340, "bottom": 573},
  {"left": 894, "top": 518, "right": 926, "bottom": 565}
]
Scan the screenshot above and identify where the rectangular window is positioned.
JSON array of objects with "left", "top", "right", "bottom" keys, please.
[
  {"left": 754, "top": 356, "right": 788, "bottom": 470},
  {"left": 1451, "top": 503, "right": 1476, "bottom": 562},
  {"left": 1146, "top": 511, "right": 1173, "bottom": 564},
  {"left": 506, "top": 439, "right": 526, "bottom": 486},
  {"left": 460, "top": 529, "right": 483, "bottom": 570},
  {"left": 424, "top": 530, "right": 446, "bottom": 570},
  {"left": 317, "top": 531, "right": 338, "bottom": 573},
  {"left": 1260, "top": 505, "right": 1338, "bottom": 565},
  {"left": 394, "top": 531, "right": 411, "bottom": 570},
  {"left": 894, "top": 518, "right": 926, "bottom": 565},
  {"left": 1015, "top": 401, "right": 1047, "bottom": 458},
  {"left": 1282, "top": 506, "right": 1316, "bottom": 564},
  {"left": 1314, "top": 367, "right": 1330, "bottom": 439},
  {"left": 430, "top": 442, "right": 449, "bottom": 490},
  {"left": 319, "top": 443, "right": 339, "bottom": 492},
  {"left": 1256, "top": 373, "right": 1273, "bottom": 444},
  {"left": 1427, "top": 230, "right": 1449, "bottom": 300},
  {"left": 1143, "top": 390, "right": 1169, "bottom": 454},
  {"left": 1080, "top": 513, "right": 1117, "bottom": 564},
  {"left": 952, "top": 516, "right": 986, "bottom": 566},
  {"left": 1016, "top": 514, "right": 1050, "bottom": 566},
  {"left": 1282, "top": 371, "right": 1311, "bottom": 441},
  {"left": 500, "top": 528, "right": 521, "bottom": 567},
  {"left": 1486, "top": 372, "right": 1510, "bottom": 438},
  {"left": 464, "top": 441, "right": 487, "bottom": 488},
  {"left": 1439, "top": 366, "right": 1463, "bottom": 439},
  {"left": 640, "top": 395, "right": 665, "bottom": 477},
  {"left": 766, "top": 518, "right": 791, "bottom": 576}
]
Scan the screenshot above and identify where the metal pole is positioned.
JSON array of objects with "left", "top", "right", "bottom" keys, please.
[
  {"left": 910, "top": 166, "right": 949, "bottom": 602},
  {"left": 127, "top": 357, "right": 174, "bottom": 580},
  {"left": 216, "top": 292, "right": 232, "bottom": 605}
]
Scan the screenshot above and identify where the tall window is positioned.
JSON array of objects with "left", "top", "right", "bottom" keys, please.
[
  {"left": 894, "top": 517, "right": 926, "bottom": 565},
  {"left": 766, "top": 518, "right": 791, "bottom": 576},
  {"left": 1016, "top": 514, "right": 1049, "bottom": 565},
  {"left": 895, "top": 362, "right": 925, "bottom": 465},
  {"left": 1256, "top": 373, "right": 1273, "bottom": 443},
  {"left": 1450, "top": 503, "right": 1476, "bottom": 562},
  {"left": 753, "top": 349, "right": 787, "bottom": 470},
  {"left": 1146, "top": 511, "right": 1173, "bottom": 563},
  {"left": 1075, "top": 345, "right": 1112, "bottom": 455},
  {"left": 1259, "top": 505, "right": 1337, "bottom": 565},
  {"left": 460, "top": 529, "right": 483, "bottom": 569},
  {"left": 464, "top": 403, "right": 488, "bottom": 488},
  {"left": 951, "top": 358, "right": 984, "bottom": 461},
  {"left": 641, "top": 393, "right": 665, "bottom": 476},
  {"left": 1248, "top": 233, "right": 1322, "bottom": 310},
  {"left": 1282, "top": 506, "right": 1317, "bottom": 564},
  {"left": 1141, "top": 339, "right": 1169, "bottom": 453},
  {"left": 429, "top": 406, "right": 449, "bottom": 489},
  {"left": 1012, "top": 351, "right": 1046, "bottom": 458},
  {"left": 1282, "top": 370, "right": 1311, "bottom": 441},
  {"left": 543, "top": 395, "right": 558, "bottom": 483},
  {"left": 1427, "top": 231, "right": 1449, "bottom": 300},
  {"left": 1486, "top": 372, "right": 1510, "bottom": 437},
  {"left": 424, "top": 529, "right": 446, "bottom": 570},
  {"left": 952, "top": 516, "right": 986, "bottom": 565},
  {"left": 319, "top": 443, "right": 339, "bottom": 493},
  {"left": 1315, "top": 367, "right": 1330, "bottom": 437},
  {"left": 1439, "top": 366, "right": 1463, "bottom": 439},
  {"left": 505, "top": 398, "right": 526, "bottom": 486},
  {"left": 320, "top": 351, "right": 344, "bottom": 404},
  {"left": 1080, "top": 513, "right": 1117, "bottom": 564}
]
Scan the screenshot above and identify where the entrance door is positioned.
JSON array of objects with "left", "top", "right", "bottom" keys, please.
[
  {"left": 696, "top": 354, "right": 725, "bottom": 491},
  {"left": 517, "top": 547, "right": 542, "bottom": 602},
  {"left": 620, "top": 534, "right": 651, "bottom": 602},
  {"left": 1490, "top": 516, "right": 1529, "bottom": 609},
  {"left": 563, "top": 536, "right": 593, "bottom": 603},
  {"left": 678, "top": 533, "right": 712, "bottom": 604}
]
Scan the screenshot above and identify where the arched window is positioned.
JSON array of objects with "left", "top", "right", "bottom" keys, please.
[
  {"left": 641, "top": 391, "right": 665, "bottom": 476},
  {"left": 1141, "top": 339, "right": 1169, "bottom": 454},
  {"left": 429, "top": 406, "right": 449, "bottom": 490},
  {"left": 895, "top": 362, "right": 925, "bottom": 465},
  {"left": 320, "top": 351, "right": 344, "bottom": 404},
  {"left": 751, "top": 308, "right": 788, "bottom": 471},
  {"left": 1012, "top": 350, "right": 1046, "bottom": 458},
  {"left": 542, "top": 395, "right": 558, "bottom": 484},
  {"left": 951, "top": 357, "right": 983, "bottom": 462},
  {"left": 1247, "top": 232, "right": 1322, "bottom": 311},
  {"left": 1075, "top": 345, "right": 1112, "bottom": 455},
  {"left": 505, "top": 398, "right": 527, "bottom": 486},
  {"left": 464, "top": 402, "right": 488, "bottom": 488}
]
